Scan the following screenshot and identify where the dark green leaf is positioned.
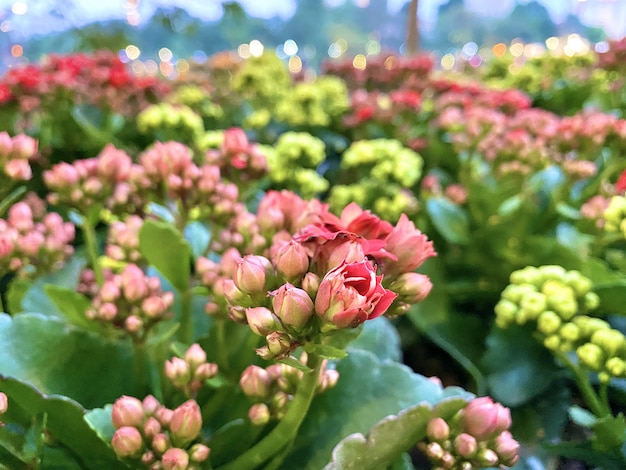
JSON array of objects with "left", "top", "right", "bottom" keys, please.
[
  {"left": 0, "top": 313, "right": 134, "bottom": 408},
  {"left": 139, "top": 220, "right": 191, "bottom": 292},
  {"left": 44, "top": 285, "right": 104, "bottom": 333},
  {"left": 592, "top": 413, "right": 626, "bottom": 452},
  {"left": 482, "top": 325, "right": 558, "bottom": 407},
  {"left": 279, "top": 356, "right": 312, "bottom": 372},
  {"left": 311, "top": 344, "right": 348, "bottom": 360},
  {"left": 347, "top": 316, "right": 402, "bottom": 362},
  {"left": 594, "top": 282, "right": 626, "bottom": 315},
  {"left": 426, "top": 197, "right": 470, "bottom": 244}
]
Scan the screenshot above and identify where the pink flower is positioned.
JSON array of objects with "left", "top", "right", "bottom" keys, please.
[
  {"left": 461, "top": 396, "right": 512, "bottom": 440},
  {"left": 314, "top": 261, "right": 397, "bottom": 329},
  {"left": 382, "top": 214, "right": 436, "bottom": 276}
]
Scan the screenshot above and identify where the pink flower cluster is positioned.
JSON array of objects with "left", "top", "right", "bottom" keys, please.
[
  {"left": 199, "top": 190, "right": 436, "bottom": 359},
  {"left": 239, "top": 351, "right": 338, "bottom": 424},
  {"left": 110, "top": 395, "right": 209, "bottom": 469},
  {"left": 0, "top": 196, "right": 75, "bottom": 277},
  {"left": 0, "top": 51, "right": 169, "bottom": 117},
  {"left": 205, "top": 127, "right": 268, "bottom": 185},
  {"left": 105, "top": 215, "right": 145, "bottom": 264},
  {"left": 0, "top": 132, "right": 37, "bottom": 181},
  {"left": 164, "top": 344, "right": 218, "bottom": 398},
  {"left": 421, "top": 396, "right": 519, "bottom": 469},
  {"left": 85, "top": 264, "right": 174, "bottom": 339}
]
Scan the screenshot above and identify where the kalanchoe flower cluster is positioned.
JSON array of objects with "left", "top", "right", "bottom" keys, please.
[
  {"left": 0, "top": 198, "right": 75, "bottom": 278},
  {"left": 86, "top": 264, "right": 174, "bottom": 340},
  {"left": 105, "top": 215, "right": 145, "bottom": 265},
  {"left": 137, "top": 141, "right": 243, "bottom": 224},
  {"left": 328, "top": 139, "right": 422, "bottom": 221},
  {"left": 205, "top": 127, "right": 268, "bottom": 186},
  {"left": 603, "top": 195, "right": 626, "bottom": 237},
  {"left": 164, "top": 344, "right": 218, "bottom": 398},
  {"left": 0, "top": 132, "right": 37, "bottom": 181},
  {"left": 110, "top": 395, "right": 209, "bottom": 469},
  {"left": 212, "top": 190, "right": 436, "bottom": 359},
  {"left": 420, "top": 397, "right": 519, "bottom": 469},
  {"left": 137, "top": 103, "right": 205, "bottom": 144},
  {"left": 44, "top": 144, "right": 140, "bottom": 215},
  {"left": 239, "top": 352, "right": 338, "bottom": 424},
  {"left": 496, "top": 265, "right": 626, "bottom": 383},
  {"left": 264, "top": 131, "right": 329, "bottom": 198}
]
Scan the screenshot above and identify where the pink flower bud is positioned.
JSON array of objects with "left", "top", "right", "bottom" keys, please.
[
  {"left": 189, "top": 443, "right": 211, "bottom": 462},
  {"left": 248, "top": 403, "right": 271, "bottom": 426},
  {"left": 0, "top": 132, "right": 12, "bottom": 155},
  {"left": 142, "top": 395, "right": 160, "bottom": 415},
  {"left": 100, "top": 281, "right": 121, "bottom": 303},
  {"left": 390, "top": 272, "right": 433, "bottom": 303},
  {"left": 194, "top": 362, "right": 218, "bottom": 381},
  {"left": 184, "top": 344, "right": 207, "bottom": 369},
  {"left": 221, "top": 279, "right": 252, "bottom": 306},
  {"left": 494, "top": 431, "right": 520, "bottom": 465},
  {"left": 454, "top": 433, "right": 478, "bottom": 458},
  {"left": 271, "top": 283, "right": 314, "bottom": 330},
  {"left": 141, "top": 296, "right": 168, "bottom": 318},
  {"left": 234, "top": 255, "right": 272, "bottom": 295},
  {"left": 125, "top": 315, "right": 143, "bottom": 333},
  {"left": 426, "top": 417, "right": 449, "bottom": 442},
  {"left": 0, "top": 392, "right": 7, "bottom": 414},
  {"left": 121, "top": 264, "right": 148, "bottom": 301},
  {"left": 8, "top": 202, "right": 33, "bottom": 231},
  {"left": 169, "top": 400, "right": 202, "bottom": 447},
  {"left": 99, "top": 302, "right": 118, "bottom": 320},
  {"left": 273, "top": 241, "right": 309, "bottom": 280},
  {"left": 240, "top": 365, "right": 271, "bottom": 399},
  {"left": 476, "top": 448, "right": 499, "bottom": 467},
  {"left": 155, "top": 407, "right": 173, "bottom": 427},
  {"left": 111, "top": 426, "right": 143, "bottom": 458},
  {"left": 301, "top": 272, "right": 320, "bottom": 298},
  {"left": 461, "top": 397, "right": 512, "bottom": 440},
  {"left": 143, "top": 417, "right": 161, "bottom": 440},
  {"left": 222, "top": 127, "right": 250, "bottom": 155},
  {"left": 112, "top": 395, "right": 145, "bottom": 428},
  {"left": 10, "top": 134, "right": 37, "bottom": 159},
  {"left": 151, "top": 432, "right": 171, "bottom": 454},
  {"left": 266, "top": 331, "right": 293, "bottom": 358},
  {"left": 245, "top": 307, "right": 280, "bottom": 336},
  {"left": 165, "top": 357, "right": 191, "bottom": 385},
  {"left": 161, "top": 447, "right": 189, "bottom": 470},
  {"left": 141, "top": 450, "right": 155, "bottom": 464},
  {"left": 4, "top": 158, "right": 30, "bottom": 181}
]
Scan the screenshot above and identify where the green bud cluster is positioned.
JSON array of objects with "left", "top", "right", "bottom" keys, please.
[
  {"left": 496, "top": 265, "right": 626, "bottom": 382},
  {"left": 231, "top": 52, "right": 290, "bottom": 110},
  {"left": 603, "top": 195, "right": 626, "bottom": 237},
  {"left": 328, "top": 139, "right": 422, "bottom": 221},
  {"left": 137, "top": 103, "right": 204, "bottom": 144},
  {"left": 266, "top": 132, "right": 329, "bottom": 198},
  {"left": 274, "top": 76, "right": 350, "bottom": 128}
]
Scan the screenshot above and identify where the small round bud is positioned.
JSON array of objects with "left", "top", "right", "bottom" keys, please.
[
  {"left": 426, "top": 417, "right": 449, "bottom": 442},
  {"left": 248, "top": 403, "right": 271, "bottom": 426},
  {"left": 111, "top": 426, "right": 143, "bottom": 458}
]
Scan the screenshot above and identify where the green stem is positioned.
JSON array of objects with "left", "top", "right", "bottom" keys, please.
[
  {"left": 599, "top": 381, "right": 610, "bottom": 415},
  {"left": 179, "top": 289, "right": 193, "bottom": 344},
  {"left": 216, "top": 318, "right": 229, "bottom": 370},
  {"left": 133, "top": 340, "right": 148, "bottom": 396},
  {"left": 216, "top": 354, "right": 323, "bottom": 470},
  {"left": 557, "top": 352, "right": 608, "bottom": 417},
  {"left": 82, "top": 218, "right": 103, "bottom": 286}
]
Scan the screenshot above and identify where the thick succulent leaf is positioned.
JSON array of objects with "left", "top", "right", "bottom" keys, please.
[
  {"left": 347, "top": 316, "right": 402, "bottom": 362},
  {"left": 324, "top": 397, "right": 467, "bottom": 470},
  {"left": 139, "top": 220, "right": 191, "bottom": 292},
  {"left": 279, "top": 350, "right": 472, "bottom": 470},
  {"left": 0, "top": 313, "right": 134, "bottom": 408},
  {"left": 0, "top": 377, "right": 126, "bottom": 469}
]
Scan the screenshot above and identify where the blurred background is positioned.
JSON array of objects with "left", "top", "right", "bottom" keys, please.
[{"left": 0, "top": 0, "right": 623, "bottom": 74}]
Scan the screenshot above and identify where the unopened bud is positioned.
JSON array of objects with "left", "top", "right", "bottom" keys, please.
[
  {"left": 143, "top": 417, "right": 161, "bottom": 440},
  {"left": 476, "top": 448, "right": 499, "bottom": 467},
  {"left": 112, "top": 395, "right": 145, "bottom": 428},
  {"left": 494, "top": 431, "right": 520, "bottom": 466},
  {"left": 390, "top": 272, "right": 433, "bottom": 303},
  {"left": 576, "top": 343, "right": 605, "bottom": 371},
  {"left": 537, "top": 310, "right": 561, "bottom": 335},
  {"left": 151, "top": 432, "right": 170, "bottom": 454},
  {"left": 189, "top": 443, "right": 211, "bottom": 462},
  {"left": 169, "top": 400, "right": 203, "bottom": 448},
  {"left": 239, "top": 365, "right": 271, "bottom": 399},
  {"left": 111, "top": 426, "right": 143, "bottom": 458},
  {"left": 165, "top": 357, "right": 191, "bottom": 385},
  {"left": 591, "top": 329, "right": 626, "bottom": 357},
  {"left": 0, "top": 393, "right": 7, "bottom": 414},
  {"left": 426, "top": 417, "right": 449, "bottom": 442},
  {"left": 184, "top": 344, "right": 207, "bottom": 369},
  {"left": 454, "top": 433, "right": 477, "bottom": 458},
  {"left": 266, "top": 331, "right": 293, "bottom": 358},
  {"left": 273, "top": 241, "right": 309, "bottom": 280},
  {"left": 248, "top": 403, "right": 271, "bottom": 425},
  {"left": 234, "top": 255, "right": 272, "bottom": 295},
  {"left": 272, "top": 283, "right": 314, "bottom": 330},
  {"left": 245, "top": 307, "right": 280, "bottom": 336},
  {"left": 161, "top": 447, "right": 189, "bottom": 470}
]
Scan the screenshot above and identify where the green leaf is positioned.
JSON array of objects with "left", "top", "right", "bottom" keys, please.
[
  {"left": 84, "top": 405, "right": 116, "bottom": 443},
  {"left": 139, "top": 220, "right": 191, "bottom": 292},
  {"left": 324, "top": 397, "right": 467, "bottom": 470},
  {"left": 280, "top": 350, "right": 472, "bottom": 470},
  {"left": 0, "top": 313, "right": 134, "bottom": 408},
  {"left": 592, "top": 413, "right": 626, "bottom": 452},
  {"left": 184, "top": 221, "right": 211, "bottom": 259},
  {"left": 347, "top": 316, "right": 401, "bottom": 362},
  {"left": 594, "top": 281, "right": 626, "bottom": 315},
  {"left": 44, "top": 285, "right": 104, "bottom": 333},
  {"left": 569, "top": 405, "right": 597, "bottom": 428},
  {"left": 310, "top": 344, "right": 348, "bottom": 360},
  {"left": 407, "top": 258, "right": 487, "bottom": 394},
  {"left": 426, "top": 197, "right": 470, "bottom": 244},
  {"left": 0, "top": 377, "right": 126, "bottom": 469},
  {"left": 482, "top": 325, "right": 558, "bottom": 407},
  {"left": 279, "top": 356, "right": 312, "bottom": 372},
  {"left": 497, "top": 194, "right": 523, "bottom": 217},
  {"left": 0, "top": 185, "right": 27, "bottom": 217}
]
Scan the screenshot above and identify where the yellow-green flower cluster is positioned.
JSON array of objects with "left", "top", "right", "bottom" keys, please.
[
  {"left": 496, "top": 265, "right": 626, "bottom": 383},
  {"left": 328, "top": 139, "right": 422, "bottom": 221},
  {"left": 137, "top": 103, "right": 204, "bottom": 145},
  {"left": 232, "top": 52, "right": 290, "bottom": 111},
  {"left": 274, "top": 76, "right": 349, "bottom": 128},
  {"left": 603, "top": 195, "right": 626, "bottom": 237},
  {"left": 168, "top": 85, "right": 224, "bottom": 125},
  {"left": 265, "top": 132, "right": 329, "bottom": 198}
]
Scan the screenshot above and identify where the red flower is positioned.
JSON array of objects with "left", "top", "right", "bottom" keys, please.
[
  {"left": 0, "top": 84, "right": 12, "bottom": 104},
  {"left": 616, "top": 170, "right": 626, "bottom": 193},
  {"left": 314, "top": 260, "right": 397, "bottom": 329}
]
